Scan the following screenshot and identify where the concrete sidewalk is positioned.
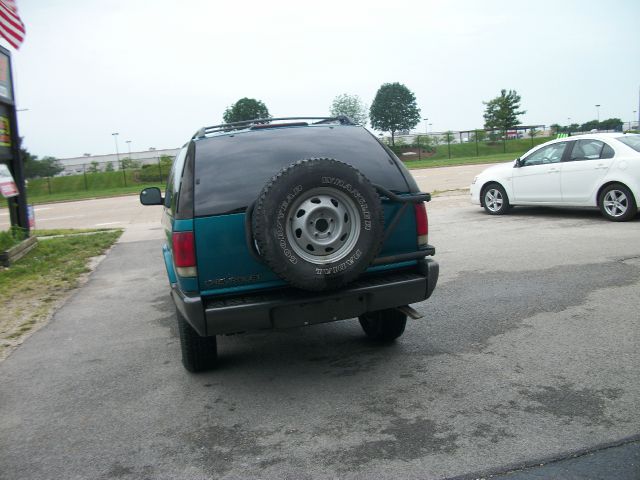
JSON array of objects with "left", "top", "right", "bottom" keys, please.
[{"left": 410, "top": 162, "right": 502, "bottom": 194}]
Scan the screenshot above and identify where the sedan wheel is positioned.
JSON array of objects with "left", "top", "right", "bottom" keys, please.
[
  {"left": 599, "top": 184, "right": 637, "bottom": 222},
  {"left": 482, "top": 184, "right": 510, "bottom": 215}
]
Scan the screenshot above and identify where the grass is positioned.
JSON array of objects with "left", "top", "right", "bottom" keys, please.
[
  {"left": 0, "top": 227, "right": 28, "bottom": 251},
  {"left": 32, "top": 228, "right": 117, "bottom": 237},
  {"left": 403, "top": 152, "right": 518, "bottom": 169},
  {"left": 25, "top": 168, "right": 169, "bottom": 197},
  {"left": 26, "top": 183, "right": 164, "bottom": 204},
  {"left": 0, "top": 228, "right": 122, "bottom": 361}
]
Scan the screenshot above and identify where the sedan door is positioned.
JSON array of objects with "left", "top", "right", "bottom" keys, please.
[
  {"left": 561, "top": 139, "right": 615, "bottom": 204},
  {"left": 512, "top": 142, "right": 568, "bottom": 203}
]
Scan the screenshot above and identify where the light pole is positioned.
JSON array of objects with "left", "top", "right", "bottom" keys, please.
[
  {"left": 112, "top": 132, "right": 120, "bottom": 164},
  {"left": 595, "top": 104, "right": 601, "bottom": 123},
  {"left": 633, "top": 111, "right": 637, "bottom": 129},
  {"left": 112, "top": 132, "right": 125, "bottom": 186},
  {"left": 423, "top": 117, "right": 428, "bottom": 134},
  {"left": 126, "top": 140, "right": 132, "bottom": 159}
]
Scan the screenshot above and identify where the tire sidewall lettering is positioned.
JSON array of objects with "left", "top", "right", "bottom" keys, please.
[
  {"left": 275, "top": 184, "right": 303, "bottom": 264},
  {"left": 321, "top": 176, "right": 372, "bottom": 231},
  {"left": 314, "top": 249, "right": 362, "bottom": 276}
]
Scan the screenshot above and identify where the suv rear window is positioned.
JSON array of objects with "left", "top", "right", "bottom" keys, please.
[
  {"left": 193, "top": 126, "right": 411, "bottom": 216},
  {"left": 617, "top": 135, "right": 640, "bottom": 152}
]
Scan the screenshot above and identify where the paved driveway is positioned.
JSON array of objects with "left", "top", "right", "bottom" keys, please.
[{"left": 1, "top": 191, "right": 639, "bottom": 479}]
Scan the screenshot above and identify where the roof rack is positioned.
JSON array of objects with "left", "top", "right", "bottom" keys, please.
[{"left": 192, "top": 116, "right": 355, "bottom": 139}]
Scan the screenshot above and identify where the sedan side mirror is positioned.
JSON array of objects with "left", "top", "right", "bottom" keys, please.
[
  {"left": 514, "top": 158, "right": 522, "bottom": 168},
  {"left": 140, "top": 187, "right": 164, "bottom": 205}
]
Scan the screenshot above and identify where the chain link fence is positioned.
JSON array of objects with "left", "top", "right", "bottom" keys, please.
[
  {"left": 387, "top": 125, "right": 550, "bottom": 162},
  {"left": 25, "top": 155, "right": 175, "bottom": 199}
]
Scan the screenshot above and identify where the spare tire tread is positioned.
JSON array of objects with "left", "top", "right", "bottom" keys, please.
[{"left": 252, "top": 158, "right": 384, "bottom": 291}]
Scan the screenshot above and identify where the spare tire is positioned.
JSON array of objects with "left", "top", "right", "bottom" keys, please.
[{"left": 252, "top": 158, "right": 384, "bottom": 291}]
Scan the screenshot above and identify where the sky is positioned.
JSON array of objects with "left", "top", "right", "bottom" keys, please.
[{"left": 6, "top": 0, "right": 640, "bottom": 159}]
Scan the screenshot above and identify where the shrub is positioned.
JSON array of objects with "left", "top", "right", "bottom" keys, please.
[{"left": 0, "top": 226, "right": 27, "bottom": 251}]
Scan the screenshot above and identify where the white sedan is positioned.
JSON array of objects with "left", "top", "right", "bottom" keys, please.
[{"left": 470, "top": 133, "right": 640, "bottom": 221}]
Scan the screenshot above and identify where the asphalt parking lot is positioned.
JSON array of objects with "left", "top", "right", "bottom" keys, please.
[{"left": 1, "top": 172, "right": 639, "bottom": 479}]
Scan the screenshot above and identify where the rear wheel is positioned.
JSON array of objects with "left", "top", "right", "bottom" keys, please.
[
  {"left": 598, "top": 183, "right": 637, "bottom": 222},
  {"left": 358, "top": 309, "right": 407, "bottom": 342},
  {"left": 482, "top": 183, "right": 510, "bottom": 215},
  {"left": 176, "top": 309, "right": 217, "bottom": 372}
]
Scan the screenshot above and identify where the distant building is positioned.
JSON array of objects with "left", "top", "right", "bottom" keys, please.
[{"left": 57, "top": 147, "right": 180, "bottom": 175}]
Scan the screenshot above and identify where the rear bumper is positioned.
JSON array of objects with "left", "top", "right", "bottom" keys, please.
[{"left": 172, "top": 258, "right": 439, "bottom": 336}]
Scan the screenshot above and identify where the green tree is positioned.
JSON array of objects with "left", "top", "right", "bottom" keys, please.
[
  {"left": 330, "top": 93, "right": 368, "bottom": 125},
  {"left": 17, "top": 139, "right": 62, "bottom": 179},
  {"left": 415, "top": 134, "right": 436, "bottom": 152},
  {"left": 159, "top": 154, "right": 174, "bottom": 166},
  {"left": 223, "top": 97, "right": 270, "bottom": 123},
  {"left": 369, "top": 82, "right": 421, "bottom": 146},
  {"left": 579, "top": 120, "right": 599, "bottom": 132},
  {"left": 442, "top": 131, "right": 456, "bottom": 143},
  {"left": 24, "top": 156, "right": 63, "bottom": 178},
  {"left": 88, "top": 160, "right": 100, "bottom": 173},
  {"left": 105, "top": 162, "right": 114, "bottom": 172},
  {"left": 470, "top": 130, "right": 488, "bottom": 142},
  {"left": 528, "top": 127, "right": 539, "bottom": 138},
  {"left": 120, "top": 157, "right": 141, "bottom": 170},
  {"left": 599, "top": 117, "right": 623, "bottom": 132},
  {"left": 483, "top": 89, "right": 526, "bottom": 133}
]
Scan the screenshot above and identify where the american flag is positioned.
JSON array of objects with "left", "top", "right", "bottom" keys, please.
[{"left": 0, "top": 0, "right": 25, "bottom": 49}]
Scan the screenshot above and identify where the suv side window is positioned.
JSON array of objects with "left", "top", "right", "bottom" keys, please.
[
  {"left": 522, "top": 142, "right": 567, "bottom": 166},
  {"left": 164, "top": 147, "right": 188, "bottom": 215},
  {"left": 569, "top": 139, "right": 611, "bottom": 161}
]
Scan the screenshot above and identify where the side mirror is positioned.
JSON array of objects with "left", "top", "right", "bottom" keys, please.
[
  {"left": 140, "top": 187, "right": 164, "bottom": 205},
  {"left": 514, "top": 158, "right": 522, "bottom": 168}
]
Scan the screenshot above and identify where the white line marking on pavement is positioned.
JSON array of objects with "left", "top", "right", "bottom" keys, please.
[
  {"left": 95, "top": 222, "right": 123, "bottom": 226},
  {"left": 38, "top": 216, "right": 78, "bottom": 221},
  {"left": 34, "top": 207, "right": 52, "bottom": 212}
]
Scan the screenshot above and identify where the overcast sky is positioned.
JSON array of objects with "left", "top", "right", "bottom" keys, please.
[{"left": 7, "top": 0, "right": 640, "bottom": 158}]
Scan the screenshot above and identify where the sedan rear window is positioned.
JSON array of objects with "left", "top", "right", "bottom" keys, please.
[{"left": 617, "top": 135, "right": 640, "bottom": 152}]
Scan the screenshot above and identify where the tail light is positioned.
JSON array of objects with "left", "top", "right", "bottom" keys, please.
[
  {"left": 414, "top": 202, "right": 429, "bottom": 248},
  {"left": 172, "top": 231, "right": 197, "bottom": 277}
]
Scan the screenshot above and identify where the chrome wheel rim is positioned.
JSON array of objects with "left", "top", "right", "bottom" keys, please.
[
  {"left": 286, "top": 187, "right": 361, "bottom": 264},
  {"left": 485, "top": 188, "right": 504, "bottom": 212},
  {"left": 603, "top": 190, "right": 628, "bottom": 217}
]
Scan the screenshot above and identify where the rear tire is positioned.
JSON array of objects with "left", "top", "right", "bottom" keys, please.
[
  {"left": 598, "top": 183, "right": 637, "bottom": 222},
  {"left": 482, "top": 183, "right": 510, "bottom": 215},
  {"left": 176, "top": 309, "right": 218, "bottom": 372},
  {"left": 358, "top": 309, "right": 407, "bottom": 342}
]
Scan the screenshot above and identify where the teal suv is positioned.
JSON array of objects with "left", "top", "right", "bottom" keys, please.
[{"left": 140, "top": 117, "right": 439, "bottom": 372}]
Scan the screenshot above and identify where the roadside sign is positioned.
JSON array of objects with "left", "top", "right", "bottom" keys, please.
[
  {"left": 27, "top": 204, "right": 35, "bottom": 228},
  {"left": 0, "top": 162, "right": 18, "bottom": 197}
]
